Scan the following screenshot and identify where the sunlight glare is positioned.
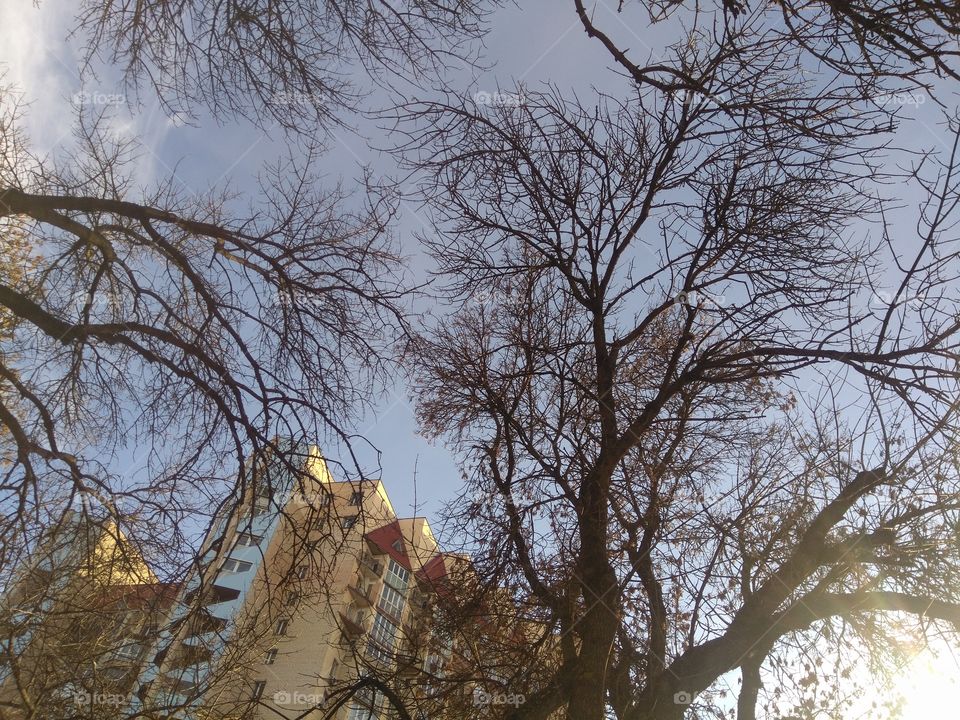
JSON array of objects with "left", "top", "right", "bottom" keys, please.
[{"left": 896, "top": 644, "right": 960, "bottom": 720}]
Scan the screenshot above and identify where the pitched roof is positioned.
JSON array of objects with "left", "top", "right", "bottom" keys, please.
[
  {"left": 364, "top": 520, "right": 412, "bottom": 571},
  {"left": 415, "top": 554, "right": 448, "bottom": 585}
]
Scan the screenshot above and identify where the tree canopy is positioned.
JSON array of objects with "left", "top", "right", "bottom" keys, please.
[{"left": 3, "top": 0, "right": 960, "bottom": 719}]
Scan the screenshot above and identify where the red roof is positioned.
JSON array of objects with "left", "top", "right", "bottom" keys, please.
[
  {"left": 415, "top": 554, "right": 448, "bottom": 585},
  {"left": 363, "top": 521, "right": 412, "bottom": 571}
]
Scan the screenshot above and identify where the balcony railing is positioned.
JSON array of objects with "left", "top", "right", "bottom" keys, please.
[
  {"left": 338, "top": 612, "right": 365, "bottom": 639},
  {"left": 348, "top": 584, "right": 373, "bottom": 608},
  {"left": 360, "top": 556, "right": 383, "bottom": 578}
]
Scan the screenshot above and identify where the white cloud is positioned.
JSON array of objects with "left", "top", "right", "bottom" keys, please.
[
  {"left": 0, "top": 0, "right": 78, "bottom": 152},
  {"left": 0, "top": 0, "right": 174, "bottom": 188}
]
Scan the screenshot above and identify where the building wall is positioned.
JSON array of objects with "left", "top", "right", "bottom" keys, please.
[
  {"left": 136, "top": 445, "right": 455, "bottom": 720},
  {"left": 0, "top": 515, "right": 176, "bottom": 718}
]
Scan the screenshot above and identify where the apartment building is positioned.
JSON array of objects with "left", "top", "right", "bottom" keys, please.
[
  {"left": 1, "top": 446, "right": 540, "bottom": 720},
  {"left": 0, "top": 513, "right": 179, "bottom": 718},
  {"left": 133, "top": 444, "right": 466, "bottom": 720}
]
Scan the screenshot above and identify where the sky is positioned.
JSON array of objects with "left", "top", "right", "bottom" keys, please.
[
  {"left": 0, "top": 0, "right": 954, "bottom": 525},
  {"left": 0, "top": 0, "right": 636, "bottom": 528}
]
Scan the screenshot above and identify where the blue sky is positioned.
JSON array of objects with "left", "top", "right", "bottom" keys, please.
[
  {"left": 0, "top": 0, "right": 617, "bottom": 529},
  {"left": 0, "top": 0, "right": 954, "bottom": 533}
]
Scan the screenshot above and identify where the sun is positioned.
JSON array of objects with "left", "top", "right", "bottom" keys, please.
[{"left": 894, "top": 642, "right": 960, "bottom": 720}]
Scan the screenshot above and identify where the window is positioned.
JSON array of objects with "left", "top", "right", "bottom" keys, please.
[
  {"left": 329, "top": 659, "right": 339, "bottom": 681},
  {"left": 367, "top": 642, "right": 392, "bottom": 664},
  {"left": 367, "top": 613, "right": 397, "bottom": 660},
  {"left": 286, "top": 591, "right": 299, "bottom": 607},
  {"left": 104, "top": 666, "right": 130, "bottom": 680},
  {"left": 377, "top": 584, "right": 405, "bottom": 620},
  {"left": 342, "top": 515, "right": 358, "bottom": 530},
  {"left": 252, "top": 496, "right": 273, "bottom": 516},
  {"left": 275, "top": 619, "right": 289, "bottom": 636},
  {"left": 252, "top": 680, "right": 266, "bottom": 700},
  {"left": 234, "top": 532, "right": 262, "bottom": 548},
  {"left": 264, "top": 649, "right": 278, "bottom": 665},
  {"left": 222, "top": 558, "right": 253, "bottom": 573},
  {"left": 425, "top": 653, "right": 445, "bottom": 675},
  {"left": 114, "top": 642, "right": 142, "bottom": 660},
  {"left": 384, "top": 559, "right": 409, "bottom": 592},
  {"left": 360, "top": 553, "right": 383, "bottom": 577},
  {"left": 391, "top": 539, "right": 403, "bottom": 552},
  {"left": 140, "top": 623, "right": 159, "bottom": 638},
  {"left": 347, "top": 705, "right": 378, "bottom": 720},
  {"left": 296, "top": 564, "right": 309, "bottom": 579},
  {"left": 349, "top": 491, "right": 363, "bottom": 506}
]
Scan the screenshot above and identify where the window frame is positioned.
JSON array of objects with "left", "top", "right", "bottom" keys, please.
[
  {"left": 113, "top": 642, "right": 142, "bottom": 660},
  {"left": 377, "top": 583, "right": 405, "bottom": 621},
  {"left": 367, "top": 613, "right": 398, "bottom": 661},
  {"left": 252, "top": 680, "right": 267, "bottom": 700},
  {"left": 234, "top": 531, "right": 263, "bottom": 548},
  {"left": 222, "top": 558, "right": 253, "bottom": 574},
  {"left": 384, "top": 558, "right": 410, "bottom": 591}
]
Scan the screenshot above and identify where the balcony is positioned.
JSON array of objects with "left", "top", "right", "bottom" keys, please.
[
  {"left": 180, "top": 632, "right": 219, "bottom": 649},
  {"left": 395, "top": 645, "right": 420, "bottom": 675},
  {"left": 163, "top": 643, "right": 213, "bottom": 671},
  {"left": 408, "top": 589, "right": 431, "bottom": 611},
  {"left": 360, "top": 556, "right": 383, "bottom": 578},
  {"left": 338, "top": 612, "right": 365, "bottom": 640},
  {"left": 171, "top": 608, "right": 227, "bottom": 639},
  {"left": 183, "top": 583, "right": 240, "bottom": 606},
  {"left": 348, "top": 584, "right": 373, "bottom": 608}
]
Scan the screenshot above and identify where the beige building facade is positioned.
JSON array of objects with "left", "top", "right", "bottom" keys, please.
[{"left": 136, "top": 445, "right": 462, "bottom": 720}]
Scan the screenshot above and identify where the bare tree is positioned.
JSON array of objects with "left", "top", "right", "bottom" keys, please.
[
  {"left": 0, "top": 0, "right": 501, "bottom": 709},
  {"left": 0, "top": 508, "right": 180, "bottom": 719},
  {"left": 0, "top": 73, "right": 413, "bottom": 713},
  {"left": 577, "top": 0, "right": 960, "bottom": 94},
  {"left": 0, "top": 0, "right": 498, "bottom": 716},
  {"left": 6, "top": 0, "right": 960, "bottom": 718},
  {"left": 75, "top": 0, "right": 498, "bottom": 132},
  {"left": 399, "top": 27, "right": 960, "bottom": 717}
]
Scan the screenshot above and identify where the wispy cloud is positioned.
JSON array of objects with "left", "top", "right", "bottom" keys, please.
[{"left": 0, "top": 0, "right": 175, "bottom": 188}]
